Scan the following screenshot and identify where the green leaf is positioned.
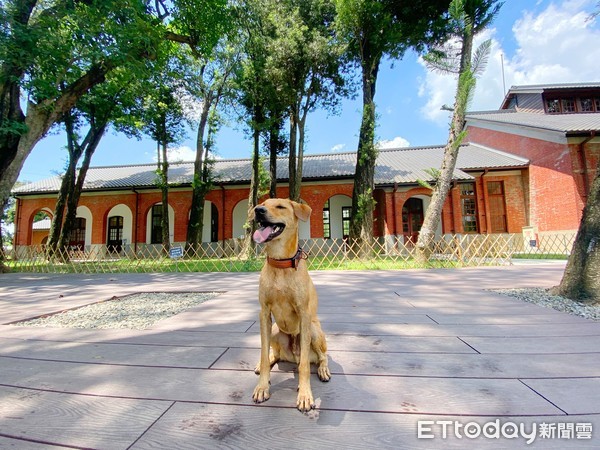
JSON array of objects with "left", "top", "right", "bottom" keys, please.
[{"left": 471, "top": 39, "right": 492, "bottom": 77}]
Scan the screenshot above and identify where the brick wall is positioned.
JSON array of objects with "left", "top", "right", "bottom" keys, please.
[
  {"left": 378, "top": 172, "right": 527, "bottom": 238},
  {"left": 480, "top": 173, "right": 528, "bottom": 233},
  {"left": 15, "top": 197, "right": 55, "bottom": 246},
  {"left": 14, "top": 170, "right": 529, "bottom": 247},
  {"left": 467, "top": 126, "right": 585, "bottom": 232},
  {"left": 31, "top": 230, "right": 49, "bottom": 246},
  {"left": 15, "top": 183, "right": 357, "bottom": 246}
]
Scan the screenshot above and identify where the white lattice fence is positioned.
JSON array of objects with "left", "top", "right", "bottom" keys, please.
[
  {"left": 509, "top": 231, "right": 575, "bottom": 259},
  {"left": 4, "top": 232, "right": 574, "bottom": 274}
]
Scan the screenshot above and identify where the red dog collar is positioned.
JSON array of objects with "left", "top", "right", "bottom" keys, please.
[{"left": 267, "top": 248, "right": 308, "bottom": 270}]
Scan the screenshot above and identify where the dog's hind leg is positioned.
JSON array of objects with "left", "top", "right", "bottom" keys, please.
[
  {"left": 311, "top": 321, "right": 331, "bottom": 382},
  {"left": 253, "top": 349, "right": 279, "bottom": 374}
]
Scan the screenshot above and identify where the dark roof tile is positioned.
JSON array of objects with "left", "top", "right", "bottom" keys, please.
[
  {"left": 467, "top": 110, "right": 600, "bottom": 134},
  {"left": 13, "top": 143, "right": 528, "bottom": 195}
]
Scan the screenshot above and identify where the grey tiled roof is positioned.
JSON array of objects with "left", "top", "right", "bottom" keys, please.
[
  {"left": 506, "top": 82, "right": 600, "bottom": 93},
  {"left": 466, "top": 111, "right": 600, "bottom": 134},
  {"left": 13, "top": 143, "right": 528, "bottom": 195}
]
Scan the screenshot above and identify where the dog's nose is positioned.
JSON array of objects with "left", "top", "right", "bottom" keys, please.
[{"left": 254, "top": 206, "right": 267, "bottom": 218}]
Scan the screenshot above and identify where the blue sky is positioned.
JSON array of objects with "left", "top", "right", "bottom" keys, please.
[{"left": 19, "top": 0, "right": 600, "bottom": 183}]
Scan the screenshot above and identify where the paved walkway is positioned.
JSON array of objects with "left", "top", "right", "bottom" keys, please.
[{"left": 1, "top": 263, "right": 599, "bottom": 449}]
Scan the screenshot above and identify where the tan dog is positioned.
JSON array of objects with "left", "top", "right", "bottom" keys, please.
[{"left": 251, "top": 198, "right": 331, "bottom": 412}]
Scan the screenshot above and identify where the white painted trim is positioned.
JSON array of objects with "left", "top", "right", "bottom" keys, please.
[
  {"left": 482, "top": 170, "right": 523, "bottom": 177},
  {"left": 145, "top": 203, "right": 175, "bottom": 244},
  {"left": 76, "top": 205, "right": 93, "bottom": 247},
  {"left": 106, "top": 204, "right": 133, "bottom": 246}
]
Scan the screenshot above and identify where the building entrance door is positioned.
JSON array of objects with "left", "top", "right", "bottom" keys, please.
[
  {"left": 107, "top": 216, "right": 124, "bottom": 253},
  {"left": 402, "top": 198, "right": 424, "bottom": 244}
]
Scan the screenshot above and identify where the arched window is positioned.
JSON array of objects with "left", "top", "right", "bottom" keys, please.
[
  {"left": 323, "top": 195, "right": 352, "bottom": 240},
  {"left": 69, "top": 218, "right": 86, "bottom": 250},
  {"left": 210, "top": 203, "right": 218, "bottom": 242},
  {"left": 151, "top": 204, "right": 163, "bottom": 244}
]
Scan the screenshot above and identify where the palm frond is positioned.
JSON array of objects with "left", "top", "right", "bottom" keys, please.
[
  {"left": 473, "top": 1, "right": 504, "bottom": 34},
  {"left": 423, "top": 50, "right": 459, "bottom": 74},
  {"left": 471, "top": 39, "right": 492, "bottom": 77}
]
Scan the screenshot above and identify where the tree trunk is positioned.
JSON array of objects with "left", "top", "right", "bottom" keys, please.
[
  {"left": 296, "top": 113, "right": 307, "bottom": 202},
  {"left": 0, "top": 0, "right": 37, "bottom": 188},
  {"left": 415, "top": 110, "right": 464, "bottom": 261},
  {"left": 268, "top": 119, "right": 281, "bottom": 199},
  {"left": 288, "top": 108, "right": 300, "bottom": 201},
  {"left": 251, "top": 130, "right": 260, "bottom": 211},
  {"left": 0, "top": 80, "right": 26, "bottom": 193},
  {"left": 46, "top": 167, "right": 74, "bottom": 260},
  {"left": 554, "top": 168, "right": 600, "bottom": 303},
  {"left": 0, "top": 102, "right": 55, "bottom": 214},
  {"left": 415, "top": 26, "right": 475, "bottom": 264},
  {"left": 58, "top": 122, "right": 107, "bottom": 252},
  {"left": 241, "top": 128, "right": 261, "bottom": 259},
  {"left": 0, "top": 61, "right": 113, "bottom": 215},
  {"left": 289, "top": 100, "right": 309, "bottom": 202},
  {"left": 47, "top": 113, "right": 83, "bottom": 260},
  {"left": 159, "top": 141, "right": 170, "bottom": 254},
  {"left": 186, "top": 99, "right": 211, "bottom": 254},
  {"left": 349, "top": 54, "right": 380, "bottom": 257}
]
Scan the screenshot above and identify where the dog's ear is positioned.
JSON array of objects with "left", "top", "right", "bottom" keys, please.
[{"left": 292, "top": 201, "right": 312, "bottom": 222}]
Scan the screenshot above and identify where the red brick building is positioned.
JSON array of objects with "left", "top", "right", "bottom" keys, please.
[
  {"left": 12, "top": 83, "right": 600, "bottom": 253},
  {"left": 466, "top": 83, "right": 600, "bottom": 235}
]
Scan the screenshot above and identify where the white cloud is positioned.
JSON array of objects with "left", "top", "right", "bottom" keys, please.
[
  {"left": 150, "top": 145, "right": 197, "bottom": 163},
  {"left": 418, "top": 0, "right": 600, "bottom": 126},
  {"left": 148, "top": 145, "right": 223, "bottom": 164},
  {"left": 168, "top": 145, "right": 197, "bottom": 162},
  {"left": 330, "top": 143, "right": 346, "bottom": 152},
  {"left": 377, "top": 136, "right": 410, "bottom": 149},
  {"left": 508, "top": 0, "right": 600, "bottom": 86}
]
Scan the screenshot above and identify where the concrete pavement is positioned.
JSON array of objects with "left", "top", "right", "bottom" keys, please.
[{"left": 1, "top": 263, "right": 599, "bottom": 449}]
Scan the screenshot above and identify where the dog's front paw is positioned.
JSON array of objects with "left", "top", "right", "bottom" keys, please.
[
  {"left": 318, "top": 364, "right": 331, "bottom": 382},
  {"left": 296, "top": 388, "right": 315, "bottom": 412},
  {"left": 252, "top": 384, "right": 270, "bottom": 403}
]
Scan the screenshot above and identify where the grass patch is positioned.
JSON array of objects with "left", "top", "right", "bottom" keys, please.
[
  {"left": 8, "top": 255, "right": 473, "bottom": 273},
  {"left": 512, "top": 253, "right": 569, "bottom": 260}
]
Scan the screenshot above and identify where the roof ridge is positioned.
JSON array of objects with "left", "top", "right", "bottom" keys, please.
[
  {"left": 508, "top": 82, "right": 600, "bottom": 90},
  {"left": 376, "top": 144, "right": 445, "bottom": 152},
  {"left": 88, "top": 161, "right": 191, "bottom": 170},
  {"left": 467, "top": 108, "right": 517, "bottom": 115}
]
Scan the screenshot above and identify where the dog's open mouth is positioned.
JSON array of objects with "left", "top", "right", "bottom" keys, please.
[{"left": 253, "top": 221, "right": 285, "bottom": 244}]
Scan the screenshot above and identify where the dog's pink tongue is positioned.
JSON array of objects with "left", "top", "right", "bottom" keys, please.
[{"left": 253, "top": 226, "right": 273, "bottom": 244}]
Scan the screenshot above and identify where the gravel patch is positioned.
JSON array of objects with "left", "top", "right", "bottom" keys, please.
[
  {"left": 493, "top": 288, "right": 600, "bottom": 322},
  {"left": 14, "top": 292, "right": 219, "bottom": 330}
]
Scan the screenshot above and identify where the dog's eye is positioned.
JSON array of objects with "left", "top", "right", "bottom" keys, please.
[{"left": 276, "top": 205, "right": 287, "bottom": 210}]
